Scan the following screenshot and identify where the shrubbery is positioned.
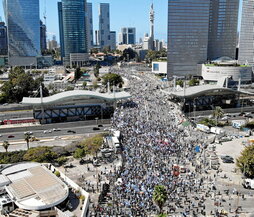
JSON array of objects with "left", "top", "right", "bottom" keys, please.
[{"left": 0, "top": 151, "right": 26, "bottom": 164}]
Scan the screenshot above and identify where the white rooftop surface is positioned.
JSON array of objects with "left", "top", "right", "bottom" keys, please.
[
  {"left": 0, "top": 175, "right": 10, "bottom": 187},
  {"left": 22, "top": 90, "right": 132, "bottom": 106},
  {"left": 1, "top": 163, "right": 68, "bottom": 211}
]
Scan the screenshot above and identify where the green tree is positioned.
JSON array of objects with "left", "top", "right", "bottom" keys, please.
[
  {"left": 145, "top": 49, "right": 167, "bottom": 64},
  {"left": 2, "top": 141, "right": 10, "bottom": 153},
  {"left": 188, "top": 78, "right": 199, "bottom": 86},
  {"left": 94, "top": 63, "right": 101, "bottom": 78},
  {"left": 176, "top": 80, "right": 184, "bottom": 87},
  {"left": 74, "top": 67, "right": 82, "bottom": 82},
  {"left": 83, "top": 81, "right": 87, "bottom": 89},
  {"left": 66, "top": 86, "right": 75, "bottom": 91},
  {"left": 79, "top": 134, "right": 103, "bottom": 156},
  {"left": 213, "top": 106, "right": 224, "bottom": 127},
  {"left": 153, "top": 185, "right": 168, "bottom": 214},
  {"left": 0, "top": 67, "right": 49, "bottom": 103},
  {"left": 92, "top": 81, "right": 99, "bottom": 90},
  {"left": 102, "top": 73, "right": 124, "bottom": 88},
  {"left": 73, "top": 148, "right": 87, "bottom": 159},
  {"left": 122, "top": 48, "right": 137, "bottom": 61},
  {"left": 23, "top": 146, "right": 58, "bottom": 163},
  {"left": 24, "top": 134, "right": 31, "bottom": 150},
  {"left": 237, "top": 145, "right": 254, "bottom": 178}
]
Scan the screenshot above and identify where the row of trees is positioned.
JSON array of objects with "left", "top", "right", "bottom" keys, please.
[
  {"left": 176, "top": 78, "right": 199, "bottom": 87},
  {"left": 3, "top": 133, "right": 37, "bottom": 153},
  {"left": 0, "top": 67, "right": 49, "bottom": 103},
  {"left": 145, "top": 49, "right": 167, "bottom": 63}
]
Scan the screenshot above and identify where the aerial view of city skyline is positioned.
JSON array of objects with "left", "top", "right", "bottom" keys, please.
[
  {"left": 0, "top": 0, "right": 168, "bottom": 41},
  {"left": 0, "top": 0, "right": 254, "bottom": 216}
]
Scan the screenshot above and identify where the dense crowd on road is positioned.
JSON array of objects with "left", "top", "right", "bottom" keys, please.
[{"left": 90, "top": 66, "right": 240, "bottom": 217}]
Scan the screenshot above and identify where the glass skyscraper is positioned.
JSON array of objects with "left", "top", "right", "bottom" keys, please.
[
  {"left": 99, "top": 3, "right": 111, "bottom": 49},
  {"left": 58, "top": 0, "right": 88, "bottom": 66},
  {"left": 3, "top": 0, "right": 40, "bottom": 57},
  {"left": 0, "top": 21, "right": 7, "bottom": 55},
  {"left": 167, "top": 0, "right": 210, "bottom": 77},
  {"left": 238, "top": 0, "right": 254, "bottom": 65},
  {"left": 86, "top": 2, "right": 94, "bottom": 50},
  {"left": 208, "top": 0, "right": 239, "bottom": 60}
]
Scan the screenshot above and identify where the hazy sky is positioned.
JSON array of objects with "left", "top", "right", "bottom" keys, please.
[{"left": 0, "top": 0, "right": 243, "bottom": 43}]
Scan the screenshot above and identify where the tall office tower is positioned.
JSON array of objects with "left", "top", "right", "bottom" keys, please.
[
  {"left": 99, "top": 3, "right": 112, "bottom": 49},
  {"left": 238, "top": 0, "right": 254, "bottom": 65},
  {"left": 167, "top": 0, "right": 210, "bottom": 77},
  {"left": 119, "top": 27, "right": 136, "bottom": 45},
  {"left": 150, "top": 4, "right": 155, "bottom": 49},
  {"left": 86, "top": 2, "right": 94, "bottom": 50},
  {"left": 58, "top": 2, "right": 65, "bottom": 62},
  {"left": 110, "top": 31, "right": 116, "bottom": 50},
  {"left": 3, "top": 0, "right": 41, "bottom": 66},
  {"left": 40, "top": 21, "right": 47, "bottom": 52},
  {"left": 58, "top": 0, "right": 88, "bottom": 67},
  {"left": 0, "top": 21, "right": 8, "bottom": 55},
  {"left": 208, "top": 0, "right": 239, "bottom": 60}
]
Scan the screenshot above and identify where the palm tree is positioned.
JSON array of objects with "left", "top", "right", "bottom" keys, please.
[
  {"left": 153, "top": 185, "right": 168, "bottom": 214},
  {"left": 2, "top": 141, "right": 10, "bottom": 153},
  {"left": 24, "top": 134, "right": 31, "bottom": 150},
  {"left": 213, "top": 106, "right": 224, "bottom": 127}
]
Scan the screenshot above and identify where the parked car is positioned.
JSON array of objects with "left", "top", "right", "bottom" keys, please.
[{"left": 8, "top": 135, "right": 15, "bottom": 138}]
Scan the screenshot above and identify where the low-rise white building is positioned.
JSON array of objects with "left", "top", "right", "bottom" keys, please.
[
  {"left": 152, "top": 61, "right": 167, "bottom": 75},
  {"left": 201, "top": 57, "right": 253, "bottom": 83}
]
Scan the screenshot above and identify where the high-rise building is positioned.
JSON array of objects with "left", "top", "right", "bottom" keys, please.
[
  {"left": 47, "top": 35, "right": 58, "bottom": 50},
  {"left": 58, "top": 0, "right": 88, "bottom": 67},
  {"left": 58, "top": 2, "right": 65, "bottom": 62},
  {"left": 86, "top": 2, "right": 94, "bottom": 50},
  {"left": 149, "top": 4, "right": 155, "bottom": 49},
  {"left": 40, "top": 20, "right": 47, "bottom": 52},
  {"left": 119, "top": 27, "right": 136, "bottom": 45},
  {"left": 208, "top": 0, "right": 239, "bottom": 60},
  {"left": 4, "top": 0, "right": 41, "bottom": 66},
  {"left": 238, "top": 0, "right": 254, "bottom": 65},
  {"left": 99, "top": 3, "right": 111, "bottom": 49},
  {"left": 110, "top": 31, "right": 116, "bottom": 50},
  {"left": 0, "top": 21, "right": 8, "bottom": 55},
  {"left": 167, "top": 0, "right": 210, "bottom": 77}
]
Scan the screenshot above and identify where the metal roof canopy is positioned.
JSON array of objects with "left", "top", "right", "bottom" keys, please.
[{"left": 22, "top": 90, "right": 132, "bottom": 106}]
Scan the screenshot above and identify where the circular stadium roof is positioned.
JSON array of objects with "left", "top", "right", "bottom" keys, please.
[{"left": 1, "top": 163, "right": 68, "bottom": 211}]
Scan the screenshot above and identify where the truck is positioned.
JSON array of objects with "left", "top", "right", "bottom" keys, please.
[
  {"left": 243, "top": 179, "right": 254, "bottom": 189},
  {"left": 112, "top": 136, "right": 121, "bottom": 152},
  {"left": 210, "top": 127, "right": 225, "bottom": 136},
  {"left": 196, "top": 124, "right": 210, "bottom": 133}
]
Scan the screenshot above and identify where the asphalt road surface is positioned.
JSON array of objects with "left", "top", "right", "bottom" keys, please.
[{"left": 0, "top": 120, "right": 111, "bottom": 143}]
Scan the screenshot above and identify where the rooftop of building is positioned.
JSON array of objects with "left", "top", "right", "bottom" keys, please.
[
  {"left": 205, "top": 56, "right": 251, "bottom": 67},
  {"left": 1, "top": 163, "right": 69, "bottom": 211}
]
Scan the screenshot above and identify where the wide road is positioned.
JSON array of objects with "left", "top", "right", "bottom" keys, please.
[{"left": 0, "top": 119, "right": 111, "bottom": 143}]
